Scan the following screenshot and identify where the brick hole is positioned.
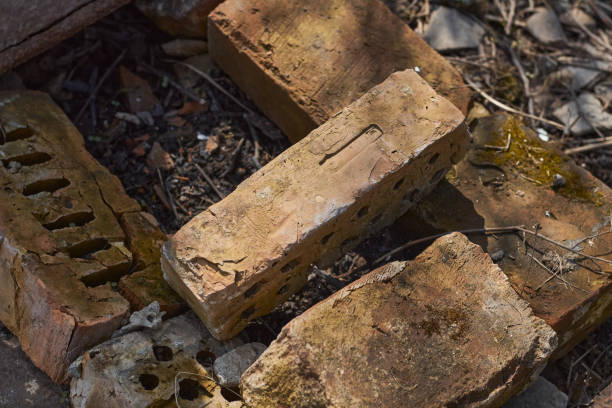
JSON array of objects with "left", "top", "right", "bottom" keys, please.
[
  {"left": 244, "top": 281, "right": 264, "bottom": 298},
  {"left": 2, "top": 152, "right": 52, "bottom": 167},
  {"left": 357, "top": 206, "right": 369, "bottom": 218},
  {"left": 277, "top": 284, "right": 289, "bottom": 295},
  {"left": 393, "top": 178, "right": 405, "bottom": 190},
  {"left": 369, "top": 213, "right": 383, "bottom": 226},
  {"left": 64, "top": 238, "right": 110, "bottom": 258},
  {"left": 241, "top": 306, "right": 255, "bottom": 320},
  {"left": 0, "top": 126, "right": 34, "bottom": 144},
  {"left": 42, "top": 211, "right": 95, "bottom": 230},
  {"left": 22, "top": 177, "right": 70, "bottom": 196},
  {"left": 221, "top": 387, "right": 242, "bottom": 402},
  {"left": 402, "top": 189, "right": 419, "bottom": 205},
  {"left": 280, "top": 259, "right": 300, "bottom": 273},
  {"left": 431, "top": 168, "right": 446, "bottom": 184},
  {"left": 428, "top": 153, "right": 440, "bottom": 166},
  {"left": 321, "top": 232, "right": 334, "bottom": 245},
  {"left": 153, "top": 345, "right": 173, "bottom": 361},
  {"left": 341, "top": 236, "right": 358, "bottom": 248},
  {"left": 178, "top": 379, "right": 200, "bottom": 400},
  {"left": 196, "top": 349, "right": 216, "bottom": 368},
  {"left": 139, "top": 373, "right": 159, "bottom": 390}
]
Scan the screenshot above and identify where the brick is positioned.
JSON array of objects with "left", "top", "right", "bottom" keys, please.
[
  {"left": 241, "top": 233, "right": 557, "bottom": 408},
  {"left": 0, "top": 0, "right": 130, "bottom": 75},
  {"left": 162, "top": 70, "right": 469, "bottom": 340},
  {"left": 70, "top": 312, "right": 246, "bottom": 408},
  {"left": 134, "top": 0, "right": 223, "bottom": 38},
  {"left": 593, "top": 382, "right": 612, "bottom": 408},
  {"left": 208, "top": 0, "right": 472, "bottom": 143},
  {"left": 0, "top": 91, "right": 177, "bottom": 382},
  {"left": 393, "top": 113, "right": 612, "bottom": 359}
]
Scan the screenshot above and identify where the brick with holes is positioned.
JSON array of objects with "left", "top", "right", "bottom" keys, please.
[
  {"left": 0, "top": 91, "right": 177, "bottom": 383},
  {"left": 162, "top": 69, "right": 470, "bottom": 340},
  {"left": 208, "top": 0, "right": 472, "bottom": 143}
]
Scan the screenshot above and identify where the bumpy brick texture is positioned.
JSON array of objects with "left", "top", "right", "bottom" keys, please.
[
  {"left": 395, "top": 113, "right": 612, "bottom": 359},
  {"left": 70, "top": 312, "right": 246, "bottom": 408},
  {"left": 0, "top": 0, "right": 130, "bottom": 75},
  {"left": 0, "top": 91, "right": 181, "bottom": 382},
  {"left": 162, "top": 70, "right": 469, "bottom": 340},
  {"left": 241, "top": 233, "right": 557, "bottom": 408},
  {"left": 208, "top": 0, "right": 472, "bottom": 143}
]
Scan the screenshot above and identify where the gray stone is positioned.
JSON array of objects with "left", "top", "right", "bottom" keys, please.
[
  {"left": 553, "top": 92, "right": 612, "bottom": 135},
  {"left": 526, "top": 8, "right": 566, "bottom": 44},
  {"left": 503, "top": 377, "right": 568, "bottom": 408},
  {"left": 213, "top": 343, "right": 267, "bottom": 388},
  {"left": 423, "top": 7, "right": 485, "bottom": 51},
  {"left": 112, "top": 301, "right": 165, "bottom": 338}
]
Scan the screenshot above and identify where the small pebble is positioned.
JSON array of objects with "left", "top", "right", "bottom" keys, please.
[
  {"left": 552, "top": 173, "right": 566, "bottom": 188},
  {"left": 536, "top": 128, "right": 549, "bottom": 142},
  {"left": 490, "top": 250, "right": 505, "bottom": 263}
]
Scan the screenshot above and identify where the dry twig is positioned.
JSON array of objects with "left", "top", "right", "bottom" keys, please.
[{"left": 194, "top": 162, "right": 225, "bottom": 200}]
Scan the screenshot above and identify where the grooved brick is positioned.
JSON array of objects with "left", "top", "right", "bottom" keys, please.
[
  {"left": 162, "top": 70, "right": 469, "bottom": 340},
  {"left": 208, "top": 0, "right": 472, "bottom": 143}
]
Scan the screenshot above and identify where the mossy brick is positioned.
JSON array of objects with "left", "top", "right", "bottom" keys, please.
[
  {"left": 162, "top": 70, "right": 469, "bottom": 340},
  {"left": 208, "top": 0, "right": 472, "bottom": 143}
]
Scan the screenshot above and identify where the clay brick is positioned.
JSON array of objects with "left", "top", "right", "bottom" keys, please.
[
  {"left": 241, "top": 233, "right": 557, "bottom": 408},
  {"left": 162, "top": 70, "right": 469, "bottom": 340},
  {"left": 0, "top": 0, "right": 130, "bottom": 75},
  {"left": 70, "top": 312, "right": 246, "bottom": 408},
  {"left": 0, "top": 92, "right": 176, "bottom": 383},
  {"left": 593, "top": 382, "right": 612, "bottom": 408},
  {"left": 208, "top": 0, "right": 472, "bottom": 143},
  {"left": 394, "top": 113, "right": 612, "bottom": 359}
]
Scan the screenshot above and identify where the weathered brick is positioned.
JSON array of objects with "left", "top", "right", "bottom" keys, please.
[
  {"left": 593, "top": 382, "right": 612, "bottom": 408},
  {"left": 208, "top": 0, "right": 472, "bottom": 143},
  {"left": 0, "top": 91, "right": 177, "bottom": 382},
  {"left": 0, "top": 0, "right": 130, "bottom": 75},
  {"left": 70, "top": 312, "right": 246, "bottom": 408},
  {"left": 241, "top": 233, "right": 557, "bottom": 408},
  {"left": 162, "top": 70, "right": 469, "bottom": 340},
  {"left": 394, "top": 113, "right": 612, "bottom": 359}
]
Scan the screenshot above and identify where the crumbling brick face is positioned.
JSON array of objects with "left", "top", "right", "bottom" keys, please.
[
  {"left": 162, "top": 70, "right": 469, "bottom": 340},
  {"left": 208, "top": 0, "right": 472, "bottom": 143},
  {"left": 0, "top": 91, "right": 178, "bottom": 382}
]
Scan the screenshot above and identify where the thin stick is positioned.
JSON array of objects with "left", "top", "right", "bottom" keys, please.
[
  {"left": 464, "top": 76, "right": 565, "bottom": 130},
  {"left": 75, "top": 49, "right": 126, "bottom": 122},
  {"left": 527, "top": 253, "right": 587, "bottom": 293},
  {"left": 564, "top": 138, "right": 612, "bottom": 154},
  {"left": 158, "top": 168, "right": 178, "bottom": 219},
  {"left": 139, "top": 62, "right": 207, "bottom": 106},
  {"left": 220, "top": 138, "right": 245, "bottom": 178},
  {"left": 194, "top": 162, "right": 225, "bottom": 200}
]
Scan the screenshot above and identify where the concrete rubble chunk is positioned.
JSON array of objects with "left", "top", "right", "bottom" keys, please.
[
  {"left": 395, "top": 113, "right": 612, "bottom": 358},
  {"left": 241, "top": 233, "right": 557, "bottom": 408},
  {"left": 214, "top": 343, "right": 267, "bottom": 389},
  {"left": 162, "top": 69, "right": 470, "bottom": 340},
  {"left": 502, "top": 377, "right": 568, "bottom": 408},
  {"left": 526, "top": 8, "right": 567, "bottom": 44},
  {"left": 0, "top": 92, "right": 180, "bottom": 383},
  {"left": 423, "top": 7, "right": 486, "bottom": 51},
  {"left": 135, "top": 0, "right": 223, "bottom": 38},
  {"left": 208, "top": 0, "right": 472, "bottom": 143},
  {"left": 0, "top": 0, "right": 130, "bottom": 75},
  {"left": 70, "top": 312, "right": 246, "bottom": 408}
]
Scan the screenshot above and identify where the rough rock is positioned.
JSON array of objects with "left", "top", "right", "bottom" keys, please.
[
  {"left": 112, "top": 302, "right": 165, "bottom": 338},
  {"left": 553, "top": 92, "right": 612, "bottom": 136},
  {"left": 394, "top": 113, "right": 612, "bottom": 358},
  {"left": 135, "top": 0, "right": 223, "bottom": 38},
  {"left": 208, "top": 0, "right": 472, "bottom": 143},
  {"left": 147, "top": 141, "right": 175, "bottom": 171},
  {"left": 526, "top": 8, "right": 567, "bottom": 44},
  {"left": 214, "top": 343, "right": 267, "bottom": 388},
  {"left": 503, "top": 377, "right": 568, "bottom": 408},
  {"left": 241, "top": 233, "right": 557, "bottom": 408},
  {"left": 70, "top": 312, "right": 246, "bottom": 408},
  {"left": 423, "top": 7, "right": 485, "bottom": 51},
  {"left": 593, "top": 382, "right": 612, "bottom": 408},
  {"left": 0, "top": 92, "right": 181, "bottom": 382},
  {"left": 0, "top": 326, "right": 69, "bottom": 407},
  {"left": 162, "top": 70, "right": 469, "bottom": 340},
  {"left": 118, "top": 66, "right": 161, "bottom": 114},
  {"left": 0, "top": 0, "right": 130, "bottom": 75}
]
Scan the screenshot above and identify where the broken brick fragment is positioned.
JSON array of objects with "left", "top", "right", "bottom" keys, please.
[
  {"left": 208, "top": 0, "right": 472, "bottom": 143},
  {"left": 162, "top": 70, "right": 469, "bottom": 340}
]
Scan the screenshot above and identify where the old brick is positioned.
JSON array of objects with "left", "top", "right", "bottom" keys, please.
[
  {"left": 593, "top": 382, "right": 612, "bottom": 408},
  {"left": 394, "top": 113, "right": 612, "bottom": 359},
  {"left": 208, "top": 0, "right": 472, "bottom": 143},
  {"left": 241, "top": 233, "right": 557, "bottom": 408},
  {"left": 135, "top": 0, "right": 223, "bottom": 38},
  {"left": 162, "top": 70, "right": 469, "bottom": 340},
  {"left": 0, "top": 0, "right": 130, "bottom": 75},
  {"left": 0, "top": 92, "right": 174, "bottom": 382},
  {"left": 70, "top": 312, "right": 246, "bottom": 408}
]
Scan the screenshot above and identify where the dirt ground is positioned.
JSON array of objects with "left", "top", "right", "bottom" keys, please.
[{"left": 2, "top": 1, "right": 611, "bottom": 406}]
